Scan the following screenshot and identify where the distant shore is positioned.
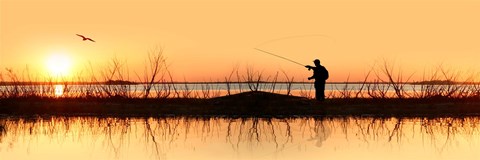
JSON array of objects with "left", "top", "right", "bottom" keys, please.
[{"left": 2, "top": 91, "right": 480, "bottom": 117}]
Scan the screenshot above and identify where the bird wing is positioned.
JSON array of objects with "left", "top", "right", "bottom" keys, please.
[
  {"left": 86, "top": 38, "right": 95, "bottom": 42},
  {"left": 76, "top": 34, "right": 86, "bottom": 38}
]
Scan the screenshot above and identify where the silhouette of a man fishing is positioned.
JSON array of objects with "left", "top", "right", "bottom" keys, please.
[
  {"left": 305, "top": 59, "right": 329, "bottom": 101},
  {"left": 253, "top": 48, "right": 329, "bottom": 101}
]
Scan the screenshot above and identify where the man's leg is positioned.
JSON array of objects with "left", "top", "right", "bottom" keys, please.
[
  {"left": 314, "top": 81, "right": 324, "bottom": 101},
  {"left": 319, "top": 82, "right": 326, "bottom": 101}
]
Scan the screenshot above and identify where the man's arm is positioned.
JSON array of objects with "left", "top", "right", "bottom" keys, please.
[
  {"left": 305, "top": 65, "right": 314, "bottom": 70},
  {"left": 306, "top": 65, "right": 314, "bottom": 80}
]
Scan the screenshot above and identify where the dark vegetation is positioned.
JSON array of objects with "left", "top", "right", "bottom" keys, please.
[
  {"left": 2, "top": 90, "right": 480, "bottom": 117},
  {"left": 1, "top": 49, "right": 480, "bottom": 116}
]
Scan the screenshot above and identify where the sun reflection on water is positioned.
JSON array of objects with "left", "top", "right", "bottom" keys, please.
[{"left": 54, "top": 85, "right": 64, "bottom": 97}]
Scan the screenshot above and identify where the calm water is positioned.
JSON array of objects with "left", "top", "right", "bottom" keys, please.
[{"left": 1, "top": 116, "right": 480, "bottom": 160}]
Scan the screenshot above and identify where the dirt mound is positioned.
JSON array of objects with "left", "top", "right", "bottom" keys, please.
[{"left": 210, "top": 91, "right": 311, "bottom": 107}]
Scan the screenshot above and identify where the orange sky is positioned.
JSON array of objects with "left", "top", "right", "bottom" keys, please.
[{"left": 2, "top": 0, "right": 480, "bottom": 82}]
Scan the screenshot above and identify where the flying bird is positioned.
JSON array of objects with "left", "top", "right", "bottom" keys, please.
[{"left": 76, "top": 34, "right": 95, "bottom": 42}]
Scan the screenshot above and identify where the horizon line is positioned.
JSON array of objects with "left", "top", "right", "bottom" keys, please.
[{"left": 0, "top": 80, "right": 468, "bottom": 85}]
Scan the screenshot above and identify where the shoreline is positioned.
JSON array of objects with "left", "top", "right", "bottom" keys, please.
[{"left": 2, "top": 91, "right": 480, "bottom": 117}]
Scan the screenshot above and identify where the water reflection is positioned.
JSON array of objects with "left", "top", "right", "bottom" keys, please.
[
  {"left": 1, "top": 116, "right": 480, "bottom": 160},
  {"left": 54, "top": 84, "right": 64, "bottom": 97}
]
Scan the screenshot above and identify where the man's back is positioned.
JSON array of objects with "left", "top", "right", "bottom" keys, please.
[{"left": 312, "top": 66, "right": 328, "bottom": 81}]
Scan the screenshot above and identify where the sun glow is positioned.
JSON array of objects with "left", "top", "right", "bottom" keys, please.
[
  {"left": 54, "top": 85, "right": 64, "bottom": 97},
  {"left": 46, "top": 53, "right": 72, "bottom": 77}
]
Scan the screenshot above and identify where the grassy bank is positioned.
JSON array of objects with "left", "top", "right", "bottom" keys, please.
[{"left": 2, "top": 91, "right": 480, "bottom": 117}]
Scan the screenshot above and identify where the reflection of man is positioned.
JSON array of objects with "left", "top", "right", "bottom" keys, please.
[
  {"left": 307, "top": 123, "right": 331, "bottom": 148},
  {"left": 305, "top": 59, "right": 329, "bottom": 101}
]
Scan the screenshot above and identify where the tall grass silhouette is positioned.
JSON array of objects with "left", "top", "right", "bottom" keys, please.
[{"left": 1, "top": 50, "right": 480, "bottom": 102}]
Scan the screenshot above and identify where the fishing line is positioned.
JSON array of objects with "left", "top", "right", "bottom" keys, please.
[
  {"left": 255, "top": 34, "right": 336, "bottom": 48},
  {"left": 254, "top": 48, "right": 306, "bottom": 67}
]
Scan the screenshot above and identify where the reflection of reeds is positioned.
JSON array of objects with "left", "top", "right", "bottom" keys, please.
[
  {"left": 2, "top": 116, "right": 480, "bottom": 158},
  {"left": 0, "top": 120, "right": 5, "bottom": 143}
]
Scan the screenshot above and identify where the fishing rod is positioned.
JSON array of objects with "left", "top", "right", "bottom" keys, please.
[
  {"left": 254, "top": 48, "right": 306, "bottom": 67},
  {"left": 254, "top": 34, "right": 335, "bottom": 68}
]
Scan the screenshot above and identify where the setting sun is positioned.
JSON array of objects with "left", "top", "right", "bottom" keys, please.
[{"left": 46, "top": 53, "right": 72, "bottom": 77}]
